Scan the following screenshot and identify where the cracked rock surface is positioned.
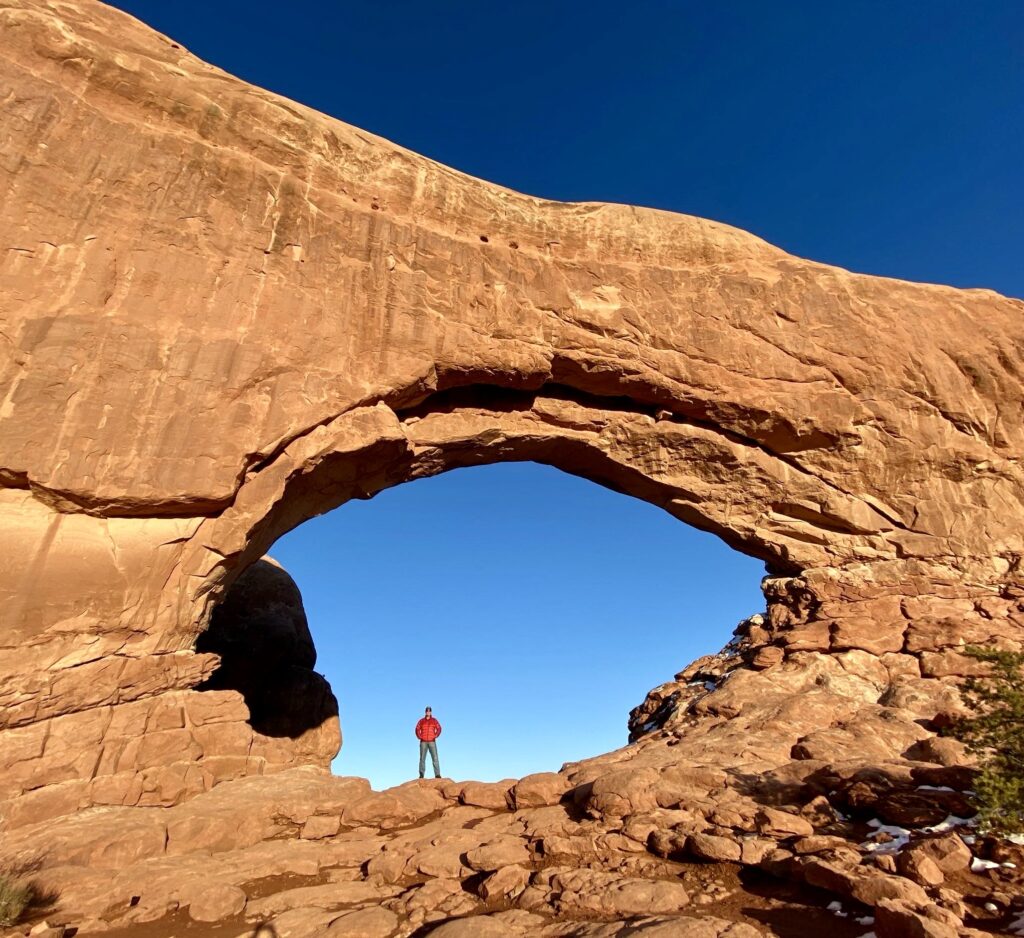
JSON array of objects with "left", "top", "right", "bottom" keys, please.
[{"left": 1, "top": 1, "right": 1023, "bottom": 935}]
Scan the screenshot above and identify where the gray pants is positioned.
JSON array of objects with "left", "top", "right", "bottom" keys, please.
[{"left": 419, "top": 740, "right": 440, "bottom": 778}]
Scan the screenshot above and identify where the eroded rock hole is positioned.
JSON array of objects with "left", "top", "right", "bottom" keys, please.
[{"left": 196, "top": 558, "right": 339, "bottom": 739}]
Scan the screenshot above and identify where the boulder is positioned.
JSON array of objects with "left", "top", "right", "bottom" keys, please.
[
  {"left": 464, "top": 838, "right": 532, "bottom": 872},
  {"left": 585, "top": 768, "right": 660, "bottom": 818},
  {"left": 479, "top": 865, "right": 532, "bottom": 901},
  {"left": 801, "top": 858, "right": 930, "bottom": 907},
  {"left": 904, "top": 833, "right": 972, "bottom": 874},
  {"left": 874, "top": 898, "right": 960, "bottom": 938},
  {"left": 459, "top": 781, "right": 514, "bottom": 811},
  {"left": 896, "top": 849, "right": 945, "bottom": 886},
  {"left": 186, "top": 883, "right": 247, "bottom": 922},
  {"left": 512, "top": 773, "right": 570, "bottom": 809},
  {"left": 325, "top": 907, "right": 400, "bottom": 937},
  {"left": 755, "top": 807, "right": 814, "bottom": 839},
  {"left": 686, "top": 833, "right": 742, "bottom": 863},
  {"left": 300, "top": 815, "right": 340, "bottom": 840},
  {"left": 429, "top": 918, "right": 517, "bottom": 938}
]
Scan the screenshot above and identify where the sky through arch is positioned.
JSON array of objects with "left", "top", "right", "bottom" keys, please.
[{"left": 270, "top": 462, "right": 766, "bottom": 789}]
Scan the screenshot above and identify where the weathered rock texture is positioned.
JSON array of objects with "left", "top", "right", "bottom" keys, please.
[
  {"left": 1, "top": 0, "right": 1024, "bottom": 934},
  {"left": 196, "top": 557, "right": 340, "bottom": 752}
]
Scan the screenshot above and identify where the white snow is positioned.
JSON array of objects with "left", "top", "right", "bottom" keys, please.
[
  {"left": 860, "top": 814, "right": 977, "bottom": 857},
  {"left": 1008, "top": 910, "right": 1024, "bottom": 936},
  {"left": 971, "top": 857, "right": 1000, "bottom": 872},
  {"left": 861, "top": 819, "right": 911, "bottom": 855},
  {"left": 922, "top": 814, "right": 975, "bottom": 834}
]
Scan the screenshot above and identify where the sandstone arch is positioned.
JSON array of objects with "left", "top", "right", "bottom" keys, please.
[{"left": 1, "top": 0, "right": 1023, "bottom": 862}]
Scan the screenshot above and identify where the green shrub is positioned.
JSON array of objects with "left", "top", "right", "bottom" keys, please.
[
  {"left": 946, "top": 646, "right": 1024, "bottom": 834},
  {"left": 0, "top": 873, "right": 31, "bottom": 927}
]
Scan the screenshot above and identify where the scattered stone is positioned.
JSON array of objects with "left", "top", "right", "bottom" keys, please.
[{"left": 28, "top": 925, "right": 65, "bottom": 938}]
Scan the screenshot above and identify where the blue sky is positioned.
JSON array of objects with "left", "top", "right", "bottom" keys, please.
[
  {"left": 271, "top": 464, "right": 764, "bottom": 788},
  {"left": 106, "top": 0, "right": 1022, "bottom": 787}
]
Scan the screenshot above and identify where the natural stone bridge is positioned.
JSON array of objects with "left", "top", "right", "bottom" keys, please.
[{"left": 1, "top": 1, "right": 1022, "bottom": 934}]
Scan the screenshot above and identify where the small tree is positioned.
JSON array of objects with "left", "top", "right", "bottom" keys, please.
[{"left": 947, "top": 646, "right": 1024, "bottom": 835}]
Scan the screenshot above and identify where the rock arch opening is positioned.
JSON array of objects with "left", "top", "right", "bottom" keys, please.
[{"left": 197, "top": 461, "right": 767, "bottom": 788}]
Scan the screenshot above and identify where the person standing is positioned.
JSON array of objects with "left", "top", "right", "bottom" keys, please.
[{"left": 415, "top": 706, "right": 442, "bottom": 779}]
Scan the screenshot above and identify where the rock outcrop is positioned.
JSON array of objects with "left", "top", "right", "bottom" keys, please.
[
  {"left": 1, "top": 0, "right": 1023, "bottom": 934},
  {"left": 197, "top": 557, "right": 340, "bottom": 755}
]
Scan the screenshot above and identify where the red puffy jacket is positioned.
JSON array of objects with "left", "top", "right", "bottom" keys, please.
[{"left": 415, "top": 716, "right": 442, "bottom": 741}]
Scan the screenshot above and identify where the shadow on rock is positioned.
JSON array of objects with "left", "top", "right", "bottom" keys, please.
[{"left": 196, "top": 558, "right": 339, "bottom": 740}]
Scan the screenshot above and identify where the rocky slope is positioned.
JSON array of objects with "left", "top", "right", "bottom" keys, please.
[{"left": 1, "top": 0, "right": 1023, "bottom": 935}]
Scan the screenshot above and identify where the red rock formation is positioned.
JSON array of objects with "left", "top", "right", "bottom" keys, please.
[
  {"left": 1, "top": 0, "right": 1022, "bottom": 934},
  {"left": 196, "top": 557, "right": 340, "bottom": 757}
]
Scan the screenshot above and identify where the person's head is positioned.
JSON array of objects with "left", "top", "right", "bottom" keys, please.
[{"left": 425, "top": 706, "right": 432, "bottom": 717}]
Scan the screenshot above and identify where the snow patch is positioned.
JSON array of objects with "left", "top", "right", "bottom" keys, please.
[
  {"left": 861, "top": 814, "right": 975, "bottom": 856},
  {"left": 923, "top": 814, "right": 975, "bottom": 834},
  {"left": 971, "top": 857, "right": 1000, "bottom": 872},
  {"left": 861, "top": 819, "right": 911, "bottom": 855}
]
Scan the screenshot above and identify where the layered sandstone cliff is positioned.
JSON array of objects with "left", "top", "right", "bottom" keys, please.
[{"left": 1, "top": 1, "right": 1023, "bottom": 935}]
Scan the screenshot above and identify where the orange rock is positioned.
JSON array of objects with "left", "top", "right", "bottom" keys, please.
[
  {"left": 185, "top": 883, "right": 246, "bottom": 922},
  {"left": 459, "top": 781, "right": 514, "bottom": 811},
  {"left": 512, "top": 772, "right": 570, "bottom": 809},
  {"left": 0, "top": 1, "right": 1021, "bottom": 932}
]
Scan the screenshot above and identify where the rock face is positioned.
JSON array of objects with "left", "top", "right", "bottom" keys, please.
[
  {"left": 197, "top": 557, "right": 340, "bottom": 752},
  {"left": 1, "top": 0, "right": 1023, "bottom": 935}
]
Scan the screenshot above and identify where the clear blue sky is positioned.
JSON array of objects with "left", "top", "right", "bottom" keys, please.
[
  {"left": 105, "top": 0, "right": 1022, "bottom": 787},
  {"left": 271, "top": 464, "right": 765, "bottom": 788}
]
